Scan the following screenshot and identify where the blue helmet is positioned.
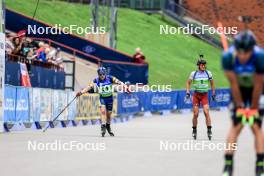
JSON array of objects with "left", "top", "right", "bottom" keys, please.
[
  {"left": 234, "top": 30, "right": 256, "bottom": 52},
  {"left": 97, "top": 67, "right": 107, "bottom": 75}
]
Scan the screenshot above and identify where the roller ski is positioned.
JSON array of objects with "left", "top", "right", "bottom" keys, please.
[
  {"left": 192, "top": 127, "right": 197, "bottom": 140},
  {"left": 101, "top": 124, "right": 106, "bottom": 137},
  {"left": 106, "top": 123, "right": 114, "bottom": 136}
]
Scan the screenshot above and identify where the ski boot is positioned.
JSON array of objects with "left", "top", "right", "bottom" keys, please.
[
  {"left": 101, "top": 124, "right": 106, "bottom": 137},
  {"left": 192, "top": 127, "right": 197, "bottom": 140},
  {"left": 256, "top": 162, "right": 264, "bottom": 176},
  {"left": 222, "top": 164, "right": 233, "bottom": 176},
  {"left": 207, "top": 127, "right": 212, "bottom": 140},
  {"left": 106, "top": 123, "right": 114, "bottom": 136}
]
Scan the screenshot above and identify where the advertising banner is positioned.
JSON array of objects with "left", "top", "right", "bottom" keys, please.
[
  {"left": 52, "top": 90, "right": 67, "bottom": 121},
  {"left": 4, "top": 85, "right": 16, "bottom": 122},
  {"left": 177, "top": 89, "right": 231, "bottom": 110},
  {"left": 117, "top": 92, "right": 145, "bottom": 114},
  {"left": 112, "top": 94, "right": 118, "bottom": 117},
  {"left": 39, "top": 88, "right": 52, "bottom": 121},
  {"left": 209, "top": 89, "right": 231, "bottom": 108},
  {"left": 67, "top": 91, "right": 77, "bottom": 120},
  {"left": 31, "top": 88, "right": 41, "bottom": 121},
  {"left": 2, "top": 85, "right": 232, "bottom": 128},
  {"left": 15, "top": 87, "right": 30, "bottom": 122},
  {"left": 176, "top": 90, "right": 193, "bottom": 109},
  {"left": 29, "top": 88, "right": 33, "bottom": 122},
  {"left": 0, "top": 32, "right": 4, "bottom": 131},
  {"left": 145, "top": 91, "right": 178, "bottom": 112},
  {"left": 76, "top": 93, "right": 101, "bottom": 120}
]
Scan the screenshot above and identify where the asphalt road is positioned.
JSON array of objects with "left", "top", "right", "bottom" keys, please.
[{"left": 0, "top": 111, "right": 258, "bottom": 176}]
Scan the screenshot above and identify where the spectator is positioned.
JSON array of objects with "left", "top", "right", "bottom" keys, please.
[
  {"left": 44, "top": 43, "right": 50, "bottom": 49},
  {"left": 21, "top": 41, "right": 31, "bottom": 57},
  {"left": 37, "top": 47, "right": 50, "bottom": 63},
  {"left": 55, "top": 48, "right": 64, "bottom": 69},
  {"left": 12, "top": 37, "right": 23, "bottom": 55},
  {"left": 6, "top": 33, "right": 15, "bottom": 54},
  {"left": 6, "top": 31, "right": 67, "bottom": 70},
  {"left": 36, "top": 41, "right": 45, "bottom": 57},
  {"left": 26, "top": 48, "right": 37, "bottom": 61},
  {"left": 46, "top": 47, "right": 59, "bottom": 62},
  {"left": 132, "top": 47, "right": 146, "bottom": 63}
]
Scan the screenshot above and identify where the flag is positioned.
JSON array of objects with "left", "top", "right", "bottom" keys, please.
[
  {"left": 20, "top": 63, "right": 31, "bottom": 87},
  {"left": 17, "top": 30, "right": 27, "bottom": 38}
]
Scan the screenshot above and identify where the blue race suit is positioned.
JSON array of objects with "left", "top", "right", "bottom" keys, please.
[
  {"left": 222, "top": 45, "right": 264, "bottom": 125},
  {"left": 93, "top": 75, "right": 116, "bottom": 111}
]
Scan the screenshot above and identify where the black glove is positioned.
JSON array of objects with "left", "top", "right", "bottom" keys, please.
[
  {"left": 212, "top": 94, "right": 216, "bottom": 101},
  {"left": 185, "top": 93, "right": 191, "bottom": 99},
  {"left": 76, "top": 91, "right": 82, "bottom": 97}
]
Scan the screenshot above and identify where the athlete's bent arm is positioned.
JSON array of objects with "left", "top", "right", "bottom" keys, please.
[
  {"left": 78, "top": 82, "right": 95, "bottom": 96},
  {"left": 251, "top": 74, "right": 263, "bottom": 109},
  {"left": 112, "top": 77, "right": 124, "bottom": 85},
  {"left": 225, "top": 71, "right": 244, "bottom": 107},
  {"left": 111, "top": 76, "right": 131, "bottom": 92},
  {"left": 251, "top": 54, "right": 264, "bottom": 108}
]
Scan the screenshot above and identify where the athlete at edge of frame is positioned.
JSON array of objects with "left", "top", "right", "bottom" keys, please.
[
  {"left": 76, "top": 66, "right": 129, "bottom": 137},
  {"left": 185, "top": 55, "right": 216, "bottom": 140},
  {"left": 221, "top": 30, "right": 264, "bottom": 176}
]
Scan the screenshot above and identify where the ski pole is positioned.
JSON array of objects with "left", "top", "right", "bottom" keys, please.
[{"left": 43, "top": 95, "right": 78, "bottom": 132}]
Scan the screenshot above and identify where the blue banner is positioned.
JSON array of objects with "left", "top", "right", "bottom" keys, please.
[
  {"left": 177, "top": 90, "right": 193, "bottom": 109},
  {"left": 5, "top": 60, "right": 65, "bottom": 89},
  {"left": 15, "top": 87, "right": 30, "bottom": 122},
  {"left": 209, "top": 89, "right": 231, "bottom": 108},
  {"left": 117, "top": 91, "right": 178, "bottom": 113},
  {"left": 30, "top": 65, "right": 65, "bottom": 89},
  {"left": 4, "top": 85, "right": 16, "bottom": 122},
  {"left": 117, "top": 92, "right": 145, "bottom": 114},
  {"left": 5, "top": 61, "right": 21, "bottom": 86},
  {"left": 176, "top": 89, "right": 231, "bottom": 109},
  {"left": 54, "top": 71, "right": 66, "bottom": 89},
  {"left": 3, "top": 84, "right": 231, "bottom": 125},
  {"left": 145, "top": 91, "right": 178, "bottom": 112}
]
